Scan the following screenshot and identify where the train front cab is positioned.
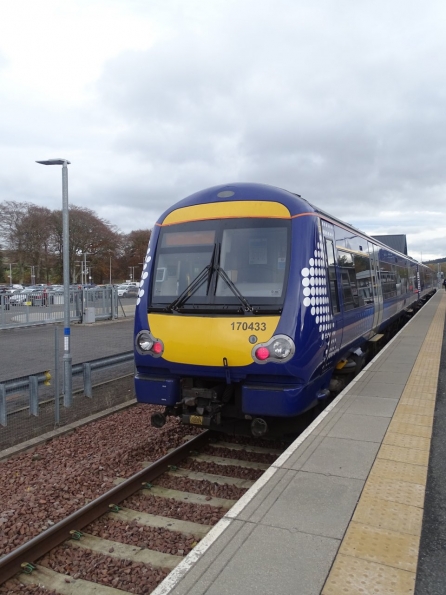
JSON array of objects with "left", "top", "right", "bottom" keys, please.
[{"left": 134, "top": 197, "right": 316, "bottom": 436}]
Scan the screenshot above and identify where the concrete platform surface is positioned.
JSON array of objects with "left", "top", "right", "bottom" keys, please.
[{"left": 151, "top": 291, "right": 445, "bottom": 595}]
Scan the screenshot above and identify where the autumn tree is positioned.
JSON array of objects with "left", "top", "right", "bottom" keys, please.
[
  {"left": 0, "top": 202, "right": 54, "bottom": 283},
  {"left": 117, "top": 229, "right": 152, "bottom": 282},
  {"left": 0, "top": 201, "right": 28, "bottom": 281},
  {"left": 0, "top": 199, "right": 148, "bottom": 285},
  {"left": 18, "top": 206, "right": 53, "bottom": 283},
  {"left": 50, "top": 205, "right": 120, "bottom": 283}
]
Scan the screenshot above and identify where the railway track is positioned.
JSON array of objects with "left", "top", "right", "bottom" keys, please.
[{"left": 0, "top": 431, "right": 284, "bottom": 594}]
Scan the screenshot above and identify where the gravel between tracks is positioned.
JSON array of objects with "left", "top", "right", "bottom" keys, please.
[
  {"left": 0, "top": 403, "right": 201, "bottom": 557},
  {"left": 87, "top": 516, "right": 201, "bottom": 556},
  {"left": 41, "top": 545, "right": 169, "bottom": 594}
]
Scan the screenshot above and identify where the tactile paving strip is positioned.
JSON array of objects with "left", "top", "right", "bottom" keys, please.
[
  {"left": 323, "top": 554, "right": 416, "bottom": 595},
  {"left": 322, "top": 294, "right": 446, "bottom": 595}
]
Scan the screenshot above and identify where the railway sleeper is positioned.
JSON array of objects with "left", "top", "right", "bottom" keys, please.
[
  {"left": 113, "top": 478, "right": 237, "bottom": 509},
  {"left": 70, "top": 532, "right": 183, "bottom": 569},
  {"left": 182, "top": 435, "right": 283, "bottom": 454},
  {"left": 20, "top": 564, "right": 126, "bottom": 595},
  {"left": 140, "top": 485, "right": 236, "bottom": 509},
  {"left": 140, "top": 462, "right": 255, "bottom": 488},
  {"left": 209, "top": 440, "right": 282, "bottom": 455},
  {"left": 166, "top": 448, "right": 270, "bottom": 470},
  {"left": 106, "top": 506, "right": 211, "bottom": 538},
  {"left": 166, "top": 467, "right": 255, "bottom": 488},
  {"left": 189, "top": 453, "right": 270, "bottom": 469}
]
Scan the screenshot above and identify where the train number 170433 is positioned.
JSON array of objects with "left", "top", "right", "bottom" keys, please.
[{"left": 231, "top": 322, "right": 267, "bottom": 331}]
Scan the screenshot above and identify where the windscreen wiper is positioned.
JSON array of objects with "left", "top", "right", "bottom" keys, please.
[
  {"left": 167, "top": 245, "right": 216, "bottom": 312},
  {"left": 215, "top": 265, "right": 254, "bottom": 314}
]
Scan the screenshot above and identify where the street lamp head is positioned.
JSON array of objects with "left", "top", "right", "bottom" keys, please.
[{"left": 36, "top": 159, "right": 71, "bottom": 165}]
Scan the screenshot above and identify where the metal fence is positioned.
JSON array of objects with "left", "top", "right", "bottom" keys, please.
[
  {"left": 0, "top": 307, "right": 136, "bottom": 452},
  {"left": 0, "top": 287, "right": 126, "bottom": 329}
]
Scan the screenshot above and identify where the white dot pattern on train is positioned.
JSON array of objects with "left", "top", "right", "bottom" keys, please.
[
  {"left": 137, "top": 247, "right": 151, "bottom": 305},
  {"left": 301, "top": 238, "right": 334, "bottom": 343}
]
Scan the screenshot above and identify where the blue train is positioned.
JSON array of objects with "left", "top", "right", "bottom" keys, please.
[{"left": 134, "top": 183, "right": 435, "bottom": 436}]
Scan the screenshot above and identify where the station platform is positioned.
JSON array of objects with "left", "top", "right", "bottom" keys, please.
[{"left": 153, "top": 290, "right": 446, "bottom": 595}]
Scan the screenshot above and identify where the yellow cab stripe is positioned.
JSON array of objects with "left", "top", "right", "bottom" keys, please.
[
  {"left": 148, "top": 313, "right": 280, "bottom": 367},
  {"left": 161, "top": 201, "right": 291, "bottom": 226}
]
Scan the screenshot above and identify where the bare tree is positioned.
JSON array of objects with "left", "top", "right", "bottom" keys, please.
[{"left": 17, "top": 206, "right": 53, "bottom": 283}]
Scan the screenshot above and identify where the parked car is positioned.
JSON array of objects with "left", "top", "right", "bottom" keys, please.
[
  {"left": 117, "top": 284, "right": 138, "bottom": 297},
  {"left": 9, "top": 289, "right": 35, "bottom": 305}
]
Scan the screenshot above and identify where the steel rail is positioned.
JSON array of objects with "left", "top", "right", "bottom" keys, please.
[{"left": 0, "top": 430, "right": 210, "bottom": 583}]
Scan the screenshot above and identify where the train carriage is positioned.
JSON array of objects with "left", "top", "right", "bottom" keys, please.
[{"left": 134, "top": 183, "right": 435, "bottom": 437}]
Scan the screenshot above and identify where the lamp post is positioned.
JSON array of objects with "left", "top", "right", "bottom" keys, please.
[
  {"left": 36, "top": 158, "right": 72, "bottom": 406},
  {"left": 80, "top": 252, "right": 91, "bottom": 286},
  {"left": 108, "top": 251, "right": 112, "bottom": 286},
  {"left": 8, "top": 262, "right": 17, "bottom": 287}
]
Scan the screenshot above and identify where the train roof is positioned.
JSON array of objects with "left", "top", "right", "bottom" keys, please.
[
  {"left": 158, "top": 183, "right": 426, "bottom": 268},
  {"left": 158, "top": 182, "right": 314, "bottom": 221}
]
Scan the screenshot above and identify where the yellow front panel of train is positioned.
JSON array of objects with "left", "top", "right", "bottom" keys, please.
[{"left": 148, "top": 314, "right": 280, "bottom": 366}]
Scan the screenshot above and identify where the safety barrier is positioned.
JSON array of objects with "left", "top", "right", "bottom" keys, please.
[{"left": 0, "top": 351, "right": 133, "bottom": 427}]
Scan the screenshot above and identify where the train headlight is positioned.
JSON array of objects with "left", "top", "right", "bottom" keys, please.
[
  {"left": 271, "top": 338, "right": 292, "bottom": 359},
  {"left": 137, "top": 332, "right": 153, "bottom": 351},
  {"left": 136, "top": 331, "right": 164, "bottom": 357},
  {"left": 252, "top": 334, "right": 295, "bottom": 364}
]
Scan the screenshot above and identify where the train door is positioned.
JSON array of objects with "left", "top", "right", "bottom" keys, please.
[
  {"left": 369, "top": 242, "right": 383, "bottom": 332},
  {"left": 320, "top": 220, "right": 343, "bottom": 369}
]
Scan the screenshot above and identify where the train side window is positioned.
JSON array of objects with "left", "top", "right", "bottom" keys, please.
[
  {"left": 397, "top": 265, "right": 408, "bottom": 294},
  {"left": 379, "top": 261, "right": 397, "bottom": 298},
  {"left": 337, "top": 250, "right": 360, "bottom": 310},
  {"left": 353, "top": 253, "right": 372, "bottom": 305},
  {"left": 325, "top": 239, "right": 339, "bottom": 314},
  {"left": 419, "top": 267, "right": 426, "bottom": 290}
]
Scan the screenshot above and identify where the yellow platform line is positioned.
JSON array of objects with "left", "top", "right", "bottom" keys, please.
[{"left": 322, "top": 293, "right": 446, "bottom": 595}]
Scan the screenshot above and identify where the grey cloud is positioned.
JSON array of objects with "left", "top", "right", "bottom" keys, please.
[{"left": 2, "top": 0, "right": 446, "bottom": 260}]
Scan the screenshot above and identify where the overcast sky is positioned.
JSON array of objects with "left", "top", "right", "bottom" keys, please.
[{"left": 0, "top": 0, "right": 445, "bottom": 260}]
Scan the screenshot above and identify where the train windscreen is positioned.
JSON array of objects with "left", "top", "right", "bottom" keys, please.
[{"left": 150, "top": 218, "right": 290, "bottom": 312}]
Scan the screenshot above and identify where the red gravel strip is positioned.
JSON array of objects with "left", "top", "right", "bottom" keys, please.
[
  {"left": 183, "top": 459, "right": 264, "bottom": 481},
  {"left": 124, "top": 493, "right": 226, "bottom": 525},
  {"left": 40, "top": 544, "right": 168, "bottom": 594},
  {"left": 155, "top": 475, "right": 247, "bottom": 500},
  {"left": 87, "top": 517, "right": 200, "bottom": 556}
]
